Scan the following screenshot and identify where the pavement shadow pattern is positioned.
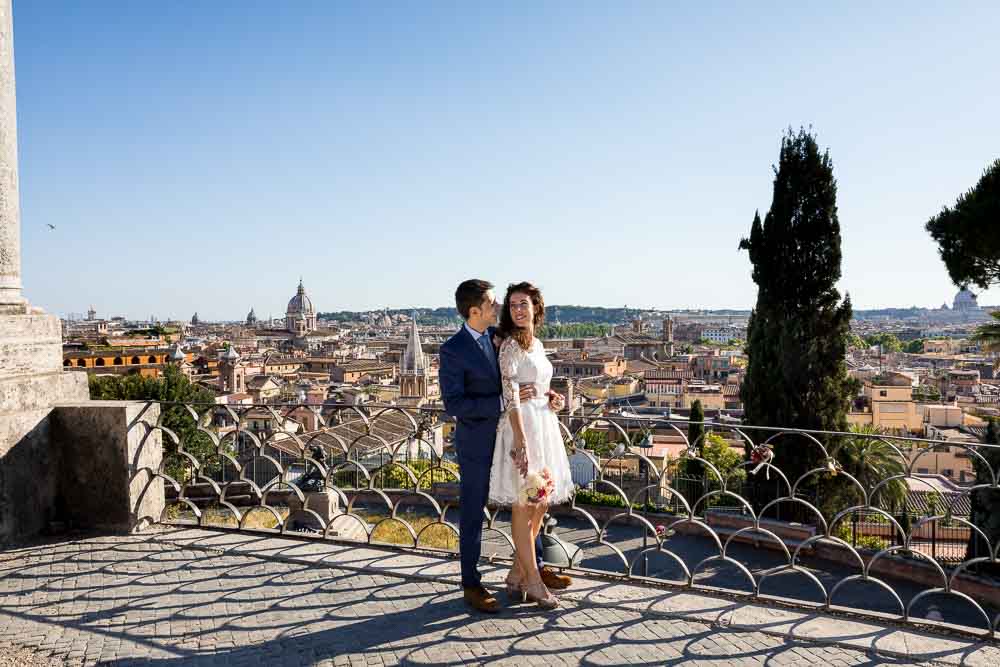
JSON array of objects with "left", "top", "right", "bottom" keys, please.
[{"left": 0, "top": 535, "right": 938, "bottom": 666}]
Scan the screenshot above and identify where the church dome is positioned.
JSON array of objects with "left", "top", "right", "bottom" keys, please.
[
  {"left": 286, "top": 279, "right": 315, "bottom": 316},
  {"left": 953, "top": 288, "right": 980, "bottom": 311},
  {"left": 246, "top": 307, "right": 257, "bottom": 325}
]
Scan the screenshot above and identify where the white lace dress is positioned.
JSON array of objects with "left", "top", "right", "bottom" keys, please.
[{"left": 488, "top": 336, "right": 575, "bottom": 506}]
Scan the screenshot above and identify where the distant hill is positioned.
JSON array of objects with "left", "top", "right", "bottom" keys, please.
[
  {"left": 317, "top": 304, "right": 992, "bottom": 325},
  {"left": 317, "top": 305, "right": 679, "bottom": 325}
]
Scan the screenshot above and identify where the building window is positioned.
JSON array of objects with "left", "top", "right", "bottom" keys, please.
[
  {"left": 917, "top": 467, "right": 928, "bottom": 474},
  {"left": 63, "top": 359, "right": 71, "bottom": 367},
  {"left": 95, "top": 358, "right": 105, "bottom": 367},
  {"left": 879, "top": 390, "right": 887, "bottom": 397},
  {"left": 148, "top": 355, "right": 157, "bottom": 363},
  {"left": 131, "top": 356, "right": 141, "bottom": 364},
  {"left": 76, "top": 359, "right": 86, "bottom": 367}
]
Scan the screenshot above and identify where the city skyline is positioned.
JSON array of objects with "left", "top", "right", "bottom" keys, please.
[
  {"left": 65, "top": 285, "right": 995, "bottom": 325},
  {"left": 11, "top": 2, "right": 1000, "bottom": 319}
]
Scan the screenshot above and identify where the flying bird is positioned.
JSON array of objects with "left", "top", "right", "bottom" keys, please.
[{"left": 46, "top": 224, "right": 56, "bottom": 230}]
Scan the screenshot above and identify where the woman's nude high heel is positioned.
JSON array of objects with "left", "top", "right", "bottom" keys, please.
[
  {"left": 505, "top": 569, "right": 524, "bottom": 599},
  {"left": 522, "top": 580, "right": 558, "bottom": 610}
]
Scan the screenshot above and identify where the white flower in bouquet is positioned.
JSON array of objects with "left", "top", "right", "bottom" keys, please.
[{"left": 519, "top": 467, "right": 555, "bottom": 504}]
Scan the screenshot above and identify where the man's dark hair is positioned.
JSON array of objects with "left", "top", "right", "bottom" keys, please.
[{"left": 455, "top": 279, "right": 494, "bottom": 320}]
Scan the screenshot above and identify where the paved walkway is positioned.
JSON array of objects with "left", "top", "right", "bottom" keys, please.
[{"left": 1, "top": 528, "right": 997, "bottom": 666}]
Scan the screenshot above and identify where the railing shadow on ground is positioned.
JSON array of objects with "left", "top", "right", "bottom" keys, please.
[
  {"left": 0, "top": 533, "right": 973, "bottom": 666},
  {"left": 133, "top": 400, "right": 1000, "bottom": 639}
]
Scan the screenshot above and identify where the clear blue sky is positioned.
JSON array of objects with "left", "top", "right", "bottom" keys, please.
[{"left": 12, "top": 1, "right": 1000, "bottom": 321}]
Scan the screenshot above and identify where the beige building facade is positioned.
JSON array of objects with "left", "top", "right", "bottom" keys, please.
[{"left": 847, "top": 381, "right": 923, "bottom": 433}]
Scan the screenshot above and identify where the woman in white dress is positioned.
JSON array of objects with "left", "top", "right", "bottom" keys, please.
[{"left": 489, "top": 282, "right": 574, "bottom": 609}]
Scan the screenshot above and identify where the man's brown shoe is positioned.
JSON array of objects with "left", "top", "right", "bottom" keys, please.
[
  {"left": 539, "top": 566, "right": 571, "bottom": 590},
  {"left": 463, "top": 585, "right": 500, "bottom": 613}
]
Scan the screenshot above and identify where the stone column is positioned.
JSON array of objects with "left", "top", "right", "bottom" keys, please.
[
  {"left": 0, "top": 0, "right": 89, "bottom": 541},
  {"left": 0, "top": 0, "right": 23, "bottom": 309}
]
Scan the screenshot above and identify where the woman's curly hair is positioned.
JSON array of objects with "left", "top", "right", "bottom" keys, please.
[{"left": 498, "top": 281, "right": 545, "bottom": 351}]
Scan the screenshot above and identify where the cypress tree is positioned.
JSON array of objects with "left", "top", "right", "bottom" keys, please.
[
  {"left": 687, "top": 399, "right": 705, "bottom": 477},
  {"left": 739, "top": 128, "right": 856, "bottom": 494}
]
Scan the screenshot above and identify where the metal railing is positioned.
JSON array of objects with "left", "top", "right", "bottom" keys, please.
[{"left": 130, "top": 401, "right": 1000, "bottom": 638}]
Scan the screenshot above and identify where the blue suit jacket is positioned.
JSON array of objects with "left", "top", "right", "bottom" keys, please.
[{"left": 439, "top": 326, "right": 502, "bottom": 465}]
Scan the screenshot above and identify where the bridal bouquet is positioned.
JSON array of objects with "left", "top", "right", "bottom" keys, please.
[{"left": 520, "top": 468, "right": 555, "bottom": 505}]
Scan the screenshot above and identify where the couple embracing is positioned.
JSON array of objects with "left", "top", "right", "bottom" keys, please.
[{"left": 439, "top": 279, "right": 575, "bottom": 614}]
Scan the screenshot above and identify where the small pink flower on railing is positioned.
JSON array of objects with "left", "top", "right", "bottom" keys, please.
[
  {"left": 655, "top": 524, "right": 674, "bottom": 539},
  {"left": 750, "top": 445, "right": 774, "bottom": 478}
]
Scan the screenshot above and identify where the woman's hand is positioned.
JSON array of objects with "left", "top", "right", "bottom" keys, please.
[
  {"left": 510, "top": 434, "right": 528, "bottom": 476},
  {"left": 546, "top": 390, "right": 565, "bottom": 412}
]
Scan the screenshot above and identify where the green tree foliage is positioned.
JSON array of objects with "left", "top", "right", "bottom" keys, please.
[
  {"left": 864, "top": 333, "right": 903, "bottom": 353},
  {"left": 573, "top": 488, "right": 658, "bottom": 512},
  {"left": 972, "top": 310, "right": 1000, "bottom": 359},
  {"left": 926, "top": 158, "right": 1000, "bottom": 290},
  {"left": 701, "top": 433, "right": 746, "bottom": 486},
  {"left": 88, "top": 365, "right": 219, "bottom": 481},
  {"left": 967, "top": 419, "right": 1000, "bottom": 563},
  {"left": 319, "top": 305, "right": 653, "bottom": 328},
  {"left": 678, "top": 433, "right": 745, "bottom": 484},
  {"left": 900, "top": 507, "right": 912, "bottom": 536},
  {"left": 739, "top": 128, "right": 857, "bottom": 488},
  {"left": 374, "top": 459, "right": 459, "bottom": 490},
  {"left": 575, "top": 429, "right": 612, "bottom": 456},
  {"left": 536, "top": 323, "right": 613, "bottom": 339},
  {"left": 687, "top": 400, "right": 705, "bottom": 448},
  {"left": 830, "top": 424, "right": 907, "bottom": 511},
  {"left": 903, "top": 339, "right": 926, "bottom": 354},
  {"left": 846, "top": 333, "right": 866, "bottom": 350}
]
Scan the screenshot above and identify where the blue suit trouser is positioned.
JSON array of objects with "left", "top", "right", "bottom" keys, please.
[{"left": 458, "top": 451, "right": 544, "bottom": 589}]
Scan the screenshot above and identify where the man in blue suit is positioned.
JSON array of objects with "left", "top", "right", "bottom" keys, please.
[{"left": 439, "top": 279, "right": 571, "bottom": 613}]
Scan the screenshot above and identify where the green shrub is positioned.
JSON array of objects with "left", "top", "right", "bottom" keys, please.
[
  {"left": 372, "top": 459, "right": 459, "bottom": 490},
  {"left": 574, "top": 488, "right": 663, "bottom": 513},
  {"left": 832, "top": 520, "right": 888, "bottom": 551}
]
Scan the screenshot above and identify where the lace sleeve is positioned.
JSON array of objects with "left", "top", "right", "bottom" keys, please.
[{"left": 499, "top": 338, "right": 520, "bottom": 411}]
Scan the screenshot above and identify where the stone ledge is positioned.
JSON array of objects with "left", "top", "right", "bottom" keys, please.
[
  {"left": 0, "top": 371, "right": 88, "bottom": 540},
  {"left": 52, "top": 401, "right": 164, "bottom": 533},
  {"left": 0, "top": 311, "right": 64, "bottom": 380},
  {"left": 0, "top": 371, "right": 87, "bottom": 415}
]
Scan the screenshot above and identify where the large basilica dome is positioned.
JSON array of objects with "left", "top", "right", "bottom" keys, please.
[
  {"left": 285, "top": 279, "right": 317, "bottom": 335},
  {"left": 953, "top": 288, "right": 980, "bottom": 311}
]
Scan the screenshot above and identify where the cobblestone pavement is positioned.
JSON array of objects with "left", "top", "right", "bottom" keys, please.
[
  {"left": 475, "top": 513, "right": 985, "bottom": 625},
  {"left": 0, "top": 532, "right": 984, "bottom": 666}
]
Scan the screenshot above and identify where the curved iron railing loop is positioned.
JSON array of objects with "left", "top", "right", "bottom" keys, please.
[{"left": 140, "top": 400, "right": 1000, "bottom": 638}]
